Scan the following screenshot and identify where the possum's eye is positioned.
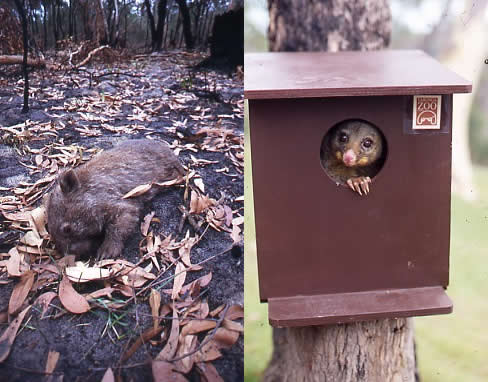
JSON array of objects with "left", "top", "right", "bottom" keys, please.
[
  {"left": 362, "top": 138, "right": 373, "bottom": 149},
  {"left": 61, "top": 223, "right": 72, "bottom": 235},
  {"left": 338, "top": 132, "right": 348, "bottom": 143}
]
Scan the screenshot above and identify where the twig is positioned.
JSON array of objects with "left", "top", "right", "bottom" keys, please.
[
  {"left": 74, "top": 45, "right": 110, "bottom": 69},
  {"left": 168, "top": 304, "right": 230, "bottom": 362},
  {"left": 94, "top": 72, "right": 142, "bottom": 79},
  {"left": 6, "top": 365, "right": 64, "bottom": 376}
]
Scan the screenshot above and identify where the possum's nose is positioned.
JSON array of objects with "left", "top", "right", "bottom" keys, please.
[{"left": 343, "top": 149, "right": 357, "bottom": 167}]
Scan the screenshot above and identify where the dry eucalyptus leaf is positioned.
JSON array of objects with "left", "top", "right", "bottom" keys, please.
[
  {"left": 150, "top": 289, "right": 161, "bottom": 330},
  {"left": 34, "top": 291, "right": 57, "bottom": 318},
  {"left": 8, "top": 270, "right": 35, "bottom": 315},
  {"left": 156, "top": 307, "right": 179, "bottom": 360},
  {"left": 174, "top": 334, "right": 197, "bottom": 374},
  {"left": 171, "top": 262, "right": 186, "bottom": 300},
  {"left": 58, "top": 275, "right": 90, "bottom": 314},
  {"left": 66, "top": 265, "right": 112, "bottom": 283},
  {"left": 194, "top": 178, "right": 205, "bottom": 193},
  {"left": 6, "top": 248, "right": 22, "bottom": 277},
  {"left": 163, "top": 272, "right": 212, "bottom": 296},
  {"left": 221, "top": 304, "right": 244, "bottom": 320},
  {"left": 181, "top": 319, "right": 216, "bottom": 336},
  {"left": 212, "top": 328, "right": 239, "bottom": 349},
  {"left": 152, "top": 361, "right": 188, "bottom": 382},
  {"left": 45, "top": 350, "right": 60, "bottom": 374},
  {"left": 122, "top": 326, "right": 163, "bottom": 362},
  {"left": 30, "top": 206, "right": 48, "bottom": 237},
  {"left": 196, "top": 362, "right": 224, "bottom": 382},
  {"left": 230, "top": 223, "right": 242, "bottom": 244},
  {"left": 141, "top": 211, "right": 156, "bottom": 236},
  {"left": 178, "top": 235, "right": 197, "bottom": 268},
  {"left": 122, "top": 183, "right": 152, "bottom": 199},
  {"left": 189, "top": 191, "right": 215, "bottom": 214},
  {"left": 232, "top": 216, "right": 244, "bottom": 226},
  {"left": 101, "top": 368, "right": 115, "bottom": 382},
  {"left": 85, "top": 287, "right": 114, "bottom": 301},
  {"left": 193, "top": 340, "right": 222, "bottom": 363},
  {"left": 222, "top": 319, "right": 244, "bottom": 333},
  {"left": 0, "top": 305, "right": 31, "bottom": 362}
]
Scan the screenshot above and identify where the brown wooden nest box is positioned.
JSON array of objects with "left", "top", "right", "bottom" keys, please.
[{"left": 245, "top": 50, "right": 472, "bottom": 327}]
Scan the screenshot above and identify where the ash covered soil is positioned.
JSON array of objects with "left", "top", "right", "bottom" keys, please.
[{"left": 0, "top": 51, "right": 243, "bottom": 381}]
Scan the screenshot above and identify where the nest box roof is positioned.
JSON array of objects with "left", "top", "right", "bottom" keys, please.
[{"left": 244, "top": 50, "right": 472, "bottom": 99}]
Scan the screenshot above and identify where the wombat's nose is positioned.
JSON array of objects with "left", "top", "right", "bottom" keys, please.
[{"left": 61, "top": 223, "right": 72, "bottom": 235}]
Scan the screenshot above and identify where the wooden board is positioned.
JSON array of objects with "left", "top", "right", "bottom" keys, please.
[
  {"left": 245, "top": 50, "right": 472, "bottom": 99},
  {"left": 268, "top": 286, "right": 453, "bottom": 327}
]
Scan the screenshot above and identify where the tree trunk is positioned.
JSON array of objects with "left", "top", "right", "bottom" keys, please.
[
  {"left": 176, "top": 0, "right": 193, "bottom": 49},
  {"left": 268, "top": 0, "right": 391, "bottom": 52},
  {"left": 97, "top": 0, "right": 109, "bottom": 44},
  {"left": 154, "top": 0, "right": 167, "bottom": 51},
  {"left": 264, "top": 1, "right": 417, "bottom": 381},
  {"left": 51, "top": 2, "right": 59, "bottom": 47},
  {"left": 112, "top": 0, "right": 120, "bottom": 46},
  {"left": 42, "top": 3, "right": 47, "bottom": 49},
  {"left": 263, "top": 319, "right": 415, "bottom": 382},
  {"left": 13, "top": 0, "right": 30, "bottom": 113}
]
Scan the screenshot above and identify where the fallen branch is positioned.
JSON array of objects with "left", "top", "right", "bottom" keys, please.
[
  {"left": 0, "top": 55, "right": 45, "bottom": 67},
  {"left": 74, "top": 45, "right": 110, "bottom": 69}
]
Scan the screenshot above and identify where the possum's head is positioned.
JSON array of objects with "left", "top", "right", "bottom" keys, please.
[
  {"left": 329, "top": 121, "right": 384, "bottom": 168},
  {"left": 47, "top": 169, "right": 104, "bottom": 258}
]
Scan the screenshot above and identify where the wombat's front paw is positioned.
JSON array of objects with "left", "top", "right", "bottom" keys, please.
[
  {"left": 346, "top": 176, "right": 371, "bottom": 196},
  {"left": 96, "top": 241, "right": 123, "bottom": 262}
]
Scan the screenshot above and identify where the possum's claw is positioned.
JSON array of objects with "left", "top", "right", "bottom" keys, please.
[{"left": 347, "top": 177, "right": 371, "bottom": 196}]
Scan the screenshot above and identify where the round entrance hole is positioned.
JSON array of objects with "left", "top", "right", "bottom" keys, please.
[{"left": 320, "top": 119, "right": 388, "bottom": 192}]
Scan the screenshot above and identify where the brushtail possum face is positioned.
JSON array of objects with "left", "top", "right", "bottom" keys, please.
[{"left": 330, "top": 121, "right": 383, "bottom": 168}]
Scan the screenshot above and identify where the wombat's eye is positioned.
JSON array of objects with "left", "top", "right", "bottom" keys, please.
[
  {"left": 339, "top": 132, "right": 348, "bottom": 143},
  {"left": 362, "top": 138, "right": 373, "bottom": 149},
  {"left": 61, "top": 223, "right": 72, "bottom": 235}
]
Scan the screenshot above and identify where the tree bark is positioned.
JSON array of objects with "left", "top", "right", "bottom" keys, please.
[
  {"left": 154, "top": 0, "right": 167, "bottom": 51},
  {"left": 176, "top": 0, "right": 193, "bottom": 50},
  {"left": 263, "top": 319, "right": 415, "bottom": 382},
  {"left": 0, "top": 55, "right": 45, "bottom": 67},
  {"left": 268, "top": 0, "right": 391, "bottom": 52},
  {"left": 13, "top": 0, "right": 30, "bottom": 113},
  {"left": 264, "top": 1, "right": 417, "bottom": 381},
  {"left": 144, "top": 0, "right": 167, "bottom": 51}
]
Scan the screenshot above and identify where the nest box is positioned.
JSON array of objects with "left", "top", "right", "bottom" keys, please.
[{"left": 245, "top": 50, "right": 472, "bottom": 327}]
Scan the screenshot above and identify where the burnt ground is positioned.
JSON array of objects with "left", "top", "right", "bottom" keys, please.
[{"left": 0, "top": 51, "right": 243, "bottom": 381}]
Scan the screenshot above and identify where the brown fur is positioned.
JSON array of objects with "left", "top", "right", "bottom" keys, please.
[
  {"left": 46, "top": 139, "right": 185, "bottom": 260},
  {"left": 321, "top": 120, "right": 386, "bottom": 185}
]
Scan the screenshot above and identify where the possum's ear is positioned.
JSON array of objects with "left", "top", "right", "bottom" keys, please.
[{"left": 59, "top": 170, "right": 79, "bottom": 194}]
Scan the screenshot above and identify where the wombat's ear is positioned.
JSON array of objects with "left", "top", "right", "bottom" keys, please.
[{"left": 59, "top": 170, "right": 79, "bottom": 194}]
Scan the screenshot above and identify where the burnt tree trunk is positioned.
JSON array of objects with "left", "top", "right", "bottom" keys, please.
[
  {"left": 144, "top": 0, "right": 167, "bottom": 51},
  {"left": 175, "top": 0, "right": 193, "bottom": 50},
  {"left": 42, "top": 3, "right": 47, "bottom": 49},
  {"left": 13, "top": 0, "right": 30, "bottom": 113},
  {"left": 154, "top": 0, "right": 167, "bottom": 50},
  {"left": 263, "top": 1, "right": 417, "bottom": 382}
]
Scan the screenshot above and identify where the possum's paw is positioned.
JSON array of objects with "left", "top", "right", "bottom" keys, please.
[{"left": 346, "top": 176, "right": 371, "bottom": 196}]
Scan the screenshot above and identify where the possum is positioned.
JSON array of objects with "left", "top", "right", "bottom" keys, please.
[
  {"left": 46, "top": 139, "right": 185, "bottom": 260},
  {"left": 320, "top": 120, "right": 386, "bottom": 196}
]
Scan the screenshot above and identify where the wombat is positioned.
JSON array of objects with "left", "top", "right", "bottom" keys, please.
[{"left": 46, "top": 139, "right": 185, "bottom": 260}]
